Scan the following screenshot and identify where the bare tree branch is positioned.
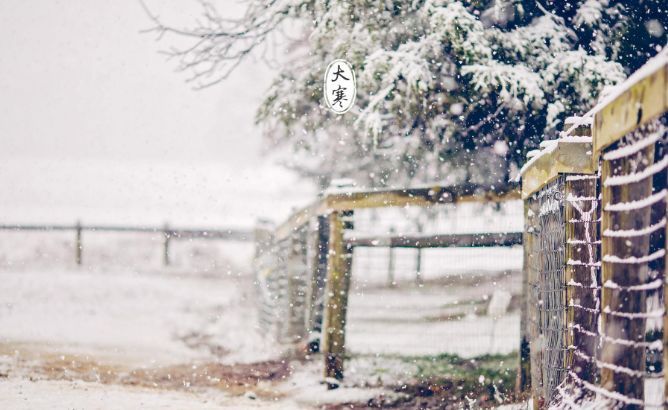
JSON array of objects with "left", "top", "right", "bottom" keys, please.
[{"left": 139, "top": 0, "right": 298, "bottom": 88}]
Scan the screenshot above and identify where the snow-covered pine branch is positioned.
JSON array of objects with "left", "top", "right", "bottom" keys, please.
[{"left": 144, "top": 0, "right": 665, "bottom": 188}]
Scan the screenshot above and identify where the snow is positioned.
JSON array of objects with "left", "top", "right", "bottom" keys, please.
[
  {"left": 516, "top": 139, "right": 558, "bottom": 180},
  {"left": 565, "top": 174, "right": 597, "bottom": 181},
  {"left": 603, "top": 156, "right": 668, "bottom": 186},
  {"left": 573, "top": 0, "right": 604, "bottom": 28},
  {"left": 604, "top": 189, "right": 666, "bottom": 213},
  {"left": 603, "top": 218, "right": 666, "bottom": 238},
  {"left": 602, "top": 249, "right": 666, "bottom": 265},
  {"left": 573, "top": 350, "right": 645, "bottom": 378},
  {"left": 0, "top": 224, "right": 525, "bottom": 407},
  {"left": 0, "top": 269, "right": 278, "bottom": 367},
  {"left": 347, "top": 273, "right": 520, "bottom": 358},
  {"left": 602, "top": 130, "right": 663, "bottom": 161},
  {"left": 517, "top": 134, "right": 594, "bottom": 181},
  {"left": 603, "top": 278, "right": 663, "bottom": 291},
  {"left": 567, "top": 370, "right": 644, "bottom": 407},
  {"left": 561, "top": 48, "right": 668, "bottom": 138},
  {"left": 0, "top": 378, "right": 303, "bottom": 410},
  {"left": 276, "top": 360, "right": 407, "bottom": 407},
  {"left": 0, "top": 158, "right": 314, "bottom": 228},
  {"left": 602, "top": 305, "right": 665, "bottom": 319}
]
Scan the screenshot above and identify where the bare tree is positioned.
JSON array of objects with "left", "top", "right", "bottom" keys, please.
[{"left": 140, "top": 0, "right": 301, "bottom": 88}]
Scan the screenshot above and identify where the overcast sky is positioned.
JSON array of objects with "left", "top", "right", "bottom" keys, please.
[{"left": 0, "top": 0, "right": 313, "bottom": 226}]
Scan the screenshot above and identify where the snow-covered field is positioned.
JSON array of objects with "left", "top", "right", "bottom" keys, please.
[
  {"left": 0, "top": 230, "right": 521, "bottom": 408},
  {"left": 0, "top": 379, "right": 304, "bottom": 410}
]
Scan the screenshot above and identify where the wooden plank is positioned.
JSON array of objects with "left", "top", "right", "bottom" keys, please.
[
  {"left": 321, "top": 211, "right": 353, "bottom": 388},
  {"left": 75, "top": 221, "right": 82, "bottom": 266},
  {"left": 599, "top": 144, "right": 654, "bottom": 405},
  {"left": 275, "top": 184, "right": 521, "bottom": 240},
  {"left": 415, "top": 248, "right": 423, "bottom": 286},
  {"left": 0, "top": 224, "right": 253, "bottom": 241},
  {"left": 593, "top": 58, "right": 667, "bottom": 156},
  {"left": 304, "top": 216, "right": 329, "bottom": 354},
  {"left": 522, "top": 139, "right": 596, "bottom": 199},
  {"left": 274, "top": 201, "right": 322, "bottom": 240},
  {"left": 564, "top": 176, "right": 600, "bottom": 386},
  {"left": 525, "top": 194, "right": 543, "bottom": 408},
  {"left": 324, "top": 184, "right": 520, "bottom": 212},
  {"left": 517, "top": 201, "right": 533, "bottom": 396},
  {"left": 163, "top": 223, "right": 170, "bottom": 266},
  {"left": 346, "top": 232, "right": 522, "bottom": 248}
]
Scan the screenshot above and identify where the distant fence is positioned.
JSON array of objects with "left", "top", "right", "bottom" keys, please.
[
  {"left": 518, "top": 51, "right": 667, "bottom": 408},
  {"left": 0, "top": 223, "right": 253, "bottom": 266},
  {"left": 253, "top": 183, "right": 522, "bottom": 387}
]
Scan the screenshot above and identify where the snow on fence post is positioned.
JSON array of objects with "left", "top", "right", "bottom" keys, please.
[
  {"left": 519, "top": 125, "right": 597, "bottom": 407},
  {"left": 322, "top": 210, "right": 353, "bottom": 388},
  {"left": 591, "top": 51, "right": 667, "bottom": 408}
]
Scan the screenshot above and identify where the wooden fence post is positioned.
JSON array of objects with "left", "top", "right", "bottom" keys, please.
[
  {"left": 517, "top": 201, "right": 533, "bottom": 396},
  {"left": 388, "top": 227, "right": 395, "bottom": 287},
  {"left": 163, "top": 222, "right": 170, "bottom": 266},
  {"left": 564, "top": 175, "right": 600, "bottom": 388},
  {"left": 75, "top": 221, "right": 82, "bottom": 266},
  {"left": 599, "top": 152, "right": 650, "bottom": 406},
  {"left": 322, "top": 211, "right": 353, "bottom": 388},
  {"left": 306, "top": 216, "right": 330, "bottom": 354},
  {"left": 415, "top": 248, "right": 423, "bottom": 286}
]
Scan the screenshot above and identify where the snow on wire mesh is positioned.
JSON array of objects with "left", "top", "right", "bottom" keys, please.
[
  {"left": 579, "top": 115, "right": 665, "bottom": 407},
  {"left": 528, "top": 177, "right": 569, "bottom": 404}
]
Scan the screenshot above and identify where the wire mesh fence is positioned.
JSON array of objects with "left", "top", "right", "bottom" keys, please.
[
  {"left": 254, "top": 199, "right": 524, "bottom": 367},
  {"left": 520, "top": 53, "right": 667, "bottom": 408},
  {"left": 524, "top": 177, "right": 570, "bottom": 405}
]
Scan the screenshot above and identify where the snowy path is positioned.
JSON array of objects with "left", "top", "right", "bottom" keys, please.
[
  {"left": 0, "top": 269, "right": 299, "bottom": 409},
  {"left": 0, "top": 266, "right": 521, "bottom": 408},
  {"left": 0, "top": 379, "right": 301, "bottom": 410},
  {"left": 0, "top": 270, "right": 276, "bottom": 366}
]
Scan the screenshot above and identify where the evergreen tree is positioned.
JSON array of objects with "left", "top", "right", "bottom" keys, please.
[{"left": 145, "top": 0, "right": 666, "bottom": 189}]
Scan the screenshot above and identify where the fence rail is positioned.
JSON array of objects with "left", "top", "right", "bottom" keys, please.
[
  {"left": 254, "top": 183, "right": 522, "bottom": 387},
  {"left": 347, "top": 232, "right": 522, "bottom": 248},
  {"left": 0, "top": 222, "right": 253, "bottom": 265}
]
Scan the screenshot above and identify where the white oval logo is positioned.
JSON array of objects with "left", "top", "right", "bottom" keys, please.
[{"left": 324, "top": 59, "right": 356, "bottom": 114}]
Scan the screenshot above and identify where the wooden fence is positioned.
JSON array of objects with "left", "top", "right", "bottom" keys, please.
[
  {"left": 0, "top": 223, "right": 252, "bottom": 266},
  {"left": 253, "top": 184, "right": 521, "bottom": 388},
  {"left": 518, "top": 50, "right": 667, "bottom": 408}
]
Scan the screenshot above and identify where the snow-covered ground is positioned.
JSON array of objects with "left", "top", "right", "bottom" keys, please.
[
  {"left": 0, "top": 269, "right": 276, "bottom": 366},
  {"left": 0, "top": 229, "right": 522, "bottom": 408},
  {"left": 347, "top": 273, "right": 520, "bottom": 357},
  {"left": 0, "top": 379, "right": 304, "bottom": 410}
]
